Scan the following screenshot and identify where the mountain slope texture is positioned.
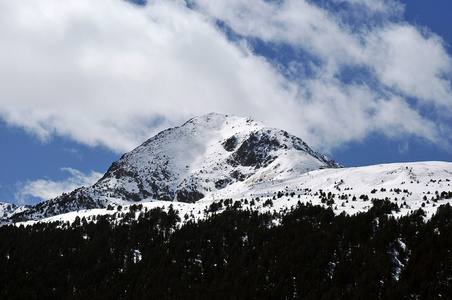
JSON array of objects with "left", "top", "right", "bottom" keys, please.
[
  {"left": 3, "top": 113, "right": 452, "bottom": 225},
  {"left": 1, "top": 114, "right": 452, "bottom": 299},
  {"left": 96, "top": 113, "right": 341, "bottom": 202},
  {"left": 6, "top": 113, "right": 341, "bottom": 222}
]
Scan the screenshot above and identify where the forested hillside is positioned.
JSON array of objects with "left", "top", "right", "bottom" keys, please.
[{"left": 1, "top": 201, "right": 451, "bottom": 299}]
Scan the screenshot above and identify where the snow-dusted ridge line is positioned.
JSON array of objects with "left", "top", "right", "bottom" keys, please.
[
  {"left": 13, "top": 161, "right": 452, "bottom": 227},
  {"left": 2, "top": 113, "right": 451, "bottom": 225}
]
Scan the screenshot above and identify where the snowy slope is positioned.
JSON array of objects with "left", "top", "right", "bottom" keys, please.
[
  {"left": 4, "top": 113, "right": 452, "bottom": 225},
  {"left": 7, "top": 113, "right": 342, "bottom": 223},
  {"left": 0, "top": 202, "right": 29, "bottom": 225},
  {"left": 0, "top": 202, "right": 18, "bottom": 220},
  {"left": 17, "top": 161, "right": 452, "bottom": 227},
  {"left": 91, "top": 112, "right": 341, "bottom": 203}
]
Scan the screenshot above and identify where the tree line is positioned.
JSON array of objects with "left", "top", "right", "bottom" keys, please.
[{"left": 0, "top": 201, "right": 451, "bottom": 299}]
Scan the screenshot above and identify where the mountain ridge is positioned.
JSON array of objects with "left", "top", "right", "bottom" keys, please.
[
  {"left": 92, "top": 113, "right": 341, "bottom": 203},
  {"left": 2, "top": 113, "right": 452, "bottom": 225},
  {"left": 3, "top": 113, "right": 342, "bottom": 223}
]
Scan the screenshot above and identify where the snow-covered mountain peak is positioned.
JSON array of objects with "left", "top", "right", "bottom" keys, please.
[
  {"left": 96, "top": 112, "right": 341, "bottom": 203},
  {"left": 3, "top": 114, "right": 452, "bottom": 225},
  {"left": 180, "top": 112, "right": 265, "bottom": 133},
  {"left": 5, "top": 113, "right": 344, "bottom": 222}
]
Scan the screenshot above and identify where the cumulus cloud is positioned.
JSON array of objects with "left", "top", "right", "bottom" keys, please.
[
  {"left": 366, "top": 24, "right": 452, "bottom": 105},
  {"left": 0, "top": 0, "right": 298, "bottom": 152},
  {"left": 0, "top": 0, "right": 451, "bottom": 153},
  {"left": 14, "top": 168, "right": 103, "bottom": 205},
  {"left": 189, "top": 0, "right": 452, "bottom": 150}
]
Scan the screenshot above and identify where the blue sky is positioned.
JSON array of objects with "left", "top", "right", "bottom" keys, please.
[{"left": 0, "top": 0, "right": 451, "bottom": 205}]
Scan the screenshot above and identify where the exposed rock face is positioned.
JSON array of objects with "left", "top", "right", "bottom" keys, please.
[
  {"left": 92, "top": 113, "right": 340, "bottom": 203},
  {"left": 7, "top": 113, "right": 342, "bottom": 221}
]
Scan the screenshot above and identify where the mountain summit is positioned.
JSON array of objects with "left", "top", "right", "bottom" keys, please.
[
  {"left": 8, "top": 113, "right": 341, "bottom": 222},
  {"left": 94, "top": 113, "right": 341, "bottom": 203}
]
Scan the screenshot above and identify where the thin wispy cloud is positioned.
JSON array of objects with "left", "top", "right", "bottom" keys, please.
[
  {"left": 62, "top": 148, "right": 83, "bottom": 161},
  {"left": 14, "top": 168, "right": 102, "bottom": 205},
  {"left": 0, "top": 0, "right": 450, "bottom": 154}
]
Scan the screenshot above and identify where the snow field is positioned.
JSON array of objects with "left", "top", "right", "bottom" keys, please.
[{"left": 18, "top": 161, "right": 452, "bottom": 227}]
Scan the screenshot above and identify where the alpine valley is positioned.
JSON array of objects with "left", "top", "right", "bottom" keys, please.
[{"left": 1, "top": 113, "right": 452, "bottom": 299}]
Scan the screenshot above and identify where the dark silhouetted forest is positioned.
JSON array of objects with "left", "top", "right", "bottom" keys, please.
[{"left": 1, "top": 201, "right": 451, "bottom": 299}]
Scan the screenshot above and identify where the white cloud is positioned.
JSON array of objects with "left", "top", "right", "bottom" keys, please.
[
  {"left": 0, "top": 0, "right": 300, "bottom": 152},
  {"left": 63, "top": 148, "right": 83, "bottom": 161},
  {"left": 333, "top": 0, "right": 404, "bottom": 14},
  {"left": 14, "top": 168, "right": 102, "bottom": 205},
  {"left": 0, "top": 0, "right": 451, "bottom": 154},
  {"left": 366, "top": 24, "right": 452, "bottom": 106},
  {"left": 192, "top": 0, "right": 452, "bottom": 150}
]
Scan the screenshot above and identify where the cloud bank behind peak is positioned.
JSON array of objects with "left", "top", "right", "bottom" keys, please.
[{"left": 0, "top": 0, "right": 450, "bottom": 154}]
